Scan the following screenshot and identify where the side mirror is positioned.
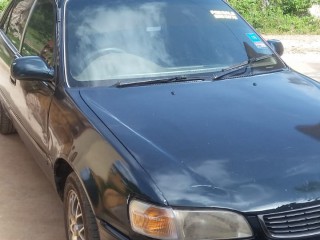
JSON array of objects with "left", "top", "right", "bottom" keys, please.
[
  {"left": 267, "top": 39, "right": 284, "bottom": 56},
  {"left": 11, "top": 56, "right": 54, "bottom": 81}
]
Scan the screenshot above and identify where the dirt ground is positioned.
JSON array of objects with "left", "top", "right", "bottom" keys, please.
[
  {"left": 0, "top": 134, "right": 65, "bottom": 240},
  {"left": 266, "top": 35, "right": 320, "bottom": 54},
  {"left": 265, "top": 35, "right": 320, "bottom": 81}
]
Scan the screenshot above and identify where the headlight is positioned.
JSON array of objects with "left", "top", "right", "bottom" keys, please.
[
  {"left": 174, "top": 210, "right": 253, "bottom": 239},
  {"left": 129, "top": 200, "right": 253, "bottom": 239}
]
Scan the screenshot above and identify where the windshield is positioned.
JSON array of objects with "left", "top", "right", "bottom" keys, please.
[{"left": 65, "top": 0, "right": 285, "bottom": 87}]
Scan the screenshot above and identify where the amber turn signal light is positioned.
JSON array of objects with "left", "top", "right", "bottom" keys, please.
[{"left": 129, "top": 200, "right": 178, "bottom": 239}]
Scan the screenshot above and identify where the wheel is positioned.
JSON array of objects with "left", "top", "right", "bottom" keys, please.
[
  {"left": 0, "top": 102, "right": 15, "bottom": 135},
  {"left": 64, "top": 172, "right": 100, "bottom": 240}
]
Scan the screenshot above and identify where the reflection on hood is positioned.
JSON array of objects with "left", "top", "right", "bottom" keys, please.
[{"left": 79, "top": 72, "right": 320, "bottom": 212}]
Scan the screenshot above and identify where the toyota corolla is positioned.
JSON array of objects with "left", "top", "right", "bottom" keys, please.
[{"left": 0, "top": 0, "right": 320, "bottom": 239}]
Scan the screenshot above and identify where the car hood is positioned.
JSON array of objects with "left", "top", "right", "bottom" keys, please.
[{"left": 80, "top": 71, "right": 320, "bottom": 212}]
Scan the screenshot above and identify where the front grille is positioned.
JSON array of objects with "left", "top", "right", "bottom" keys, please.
[{"left": 259, "top": 204, "right": 320, "bottom": 238}]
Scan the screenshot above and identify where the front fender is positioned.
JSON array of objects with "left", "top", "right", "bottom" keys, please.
[{"left": 48, "top": 87, "right": 167, "bottom": 237}]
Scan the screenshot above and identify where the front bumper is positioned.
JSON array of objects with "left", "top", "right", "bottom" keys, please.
[
  {"left": 97, "top": 201, "right": 320, "bottom": 240},
  {"left": 97, "top": 219, "right": 130, "bottom": 240}
]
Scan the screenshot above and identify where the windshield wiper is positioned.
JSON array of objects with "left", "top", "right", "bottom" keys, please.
[
  {"left": 213, "top": 54, "right": 274, "bottom": 80},
  {"left": 114, "top": 76, "right": 207, "bottom": 88},
  {"left": 113, "top": 55, "right": 274, "bottom": 87}
]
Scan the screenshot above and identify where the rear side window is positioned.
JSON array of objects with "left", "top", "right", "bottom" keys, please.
[
  {"left": 21, "top": 0, "right": 55, "bottom": 66},
  {"left": 6, "top": 0, "right": 34, "bottom": 49},
  {"left": 2, "top": 6, "right": 13, "bottom": 32}
]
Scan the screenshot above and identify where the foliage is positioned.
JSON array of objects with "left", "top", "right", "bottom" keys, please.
[
  {"left": 279, "top": 0, "right": 313, "bottom": 15},
  {"left": 0, "top": 0, "right": 9, "bottom": 12},
  {"left": 228, "top": 0, "right": 320, "bottom": 34}
]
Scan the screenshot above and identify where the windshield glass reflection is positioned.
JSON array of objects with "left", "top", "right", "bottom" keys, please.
[{"left": 66, "top": 0, "right": 284, "bottom": 85}]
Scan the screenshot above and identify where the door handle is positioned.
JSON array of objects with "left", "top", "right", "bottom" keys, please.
[
  {"left": 10, "top": 76, "right": 16, "bottom": 85},
  {"left": 10, "top": 57, "right": 18, "bottom": 85}
]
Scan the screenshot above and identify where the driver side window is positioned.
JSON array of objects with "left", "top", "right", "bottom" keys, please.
[{"left": 21, "top": 0, "right": 55, "bottom": 67}]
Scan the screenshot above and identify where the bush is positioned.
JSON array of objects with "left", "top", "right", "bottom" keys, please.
[
  {"left": 0, "top": 0, "right": 9, "bottom": 11},
  {"left": 280, "top": 0, "right": 313, "bottom": 15},
  {"left": 228, "top": 0, "right": 320, "bottom": 34}
]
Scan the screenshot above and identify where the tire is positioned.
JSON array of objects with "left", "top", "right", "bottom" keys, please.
[
  {"left": 0, "top": 103, "right": 15, "bottom": 135},
  {"left": 64, "top": 172, "right": 100, "bottom": 240}
]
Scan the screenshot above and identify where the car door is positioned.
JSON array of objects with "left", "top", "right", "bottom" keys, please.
[{"left": 0, "top": 0, "right": 56, "bottom": 175}]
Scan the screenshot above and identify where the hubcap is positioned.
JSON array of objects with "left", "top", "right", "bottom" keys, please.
[{"left": 67, "top": 190, "right": 85, "bottom": 240}]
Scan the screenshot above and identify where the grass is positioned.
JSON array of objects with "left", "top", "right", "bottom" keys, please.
[
  {"left": 247, "top": 13, "right": 320, "bottom": 34},
  {"left": 228, "top": 0, "right": 320, "bottom": 34}
]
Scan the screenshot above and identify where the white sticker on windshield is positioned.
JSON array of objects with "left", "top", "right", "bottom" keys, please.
[
  {"left": 210, "top": 10, "right": 238, "bottom": 20},
  {"left": 146, "top": 26, "right": 161, "bottom": 32},
  {"left": 254, "top": 41, "right": 268, "bottom": 49}
]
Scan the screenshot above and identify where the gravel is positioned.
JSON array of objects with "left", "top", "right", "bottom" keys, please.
[
  {"left": 265, "top": 35, "right": 320, "bottom": 54},
  {"left": 265, "top": 35, "right": 320, "bottom": 81}
]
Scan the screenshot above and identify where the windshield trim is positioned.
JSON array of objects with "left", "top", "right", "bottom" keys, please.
[{"left": 63, "top": 0, "right": 71, "bottom": 88}]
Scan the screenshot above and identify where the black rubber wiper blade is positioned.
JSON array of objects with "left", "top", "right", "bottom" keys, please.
[
  {"left": 114, "top": 76, "right": 206, "bottom": 88},
  {"left": 213, "top": 54, "right": 274, "bottom": 80}
]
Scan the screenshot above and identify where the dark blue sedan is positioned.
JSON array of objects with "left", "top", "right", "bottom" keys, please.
[{"left": 0, "top": 0, "right": 320, "bottom": 239}]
